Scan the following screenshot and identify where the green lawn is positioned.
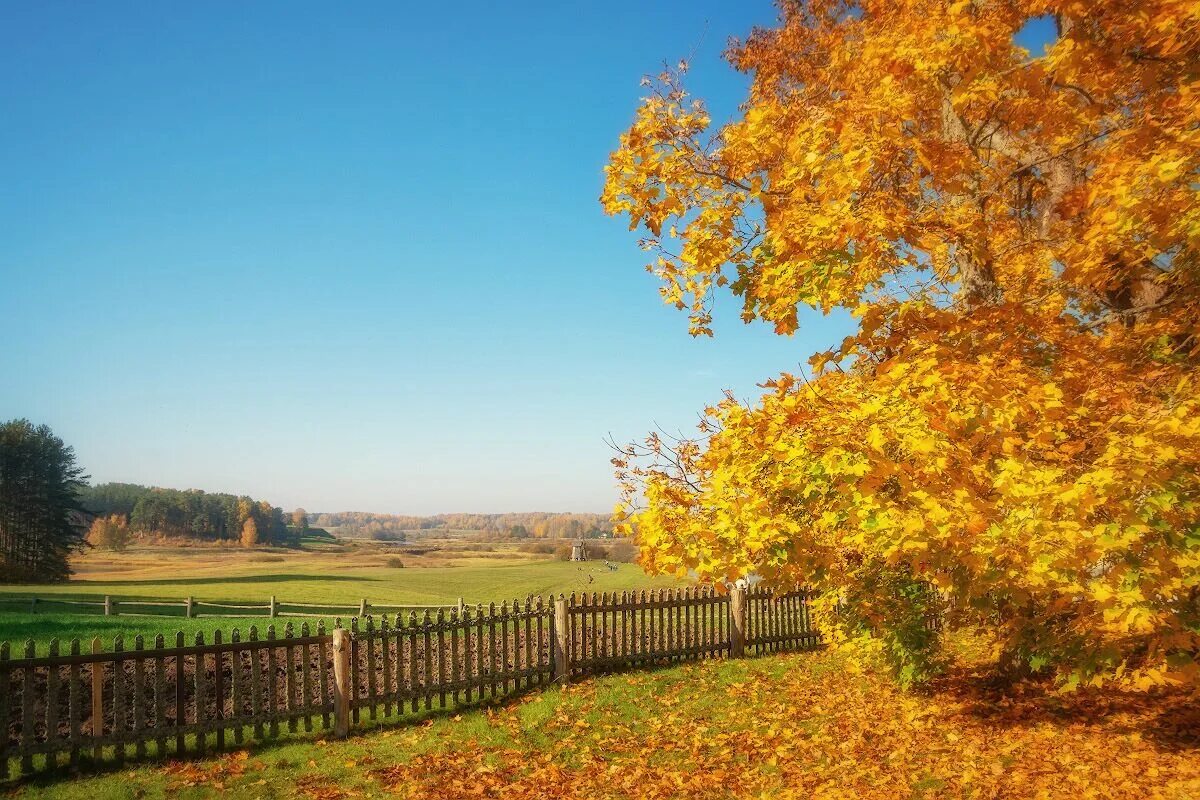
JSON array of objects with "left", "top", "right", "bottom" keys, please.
[{"left": 0, "top": 560, "right": 681, "bottom": 651}]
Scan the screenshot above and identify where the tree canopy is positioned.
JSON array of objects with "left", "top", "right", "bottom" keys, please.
[
  {"left": 80, "top": 482, "right": 288, "bottom": 545},
  {"left": 0, "top": 419, "right": 88, "bottom": 583},
  {"left": 603, "top": 0, "right": 1200, "bottom": 687}
]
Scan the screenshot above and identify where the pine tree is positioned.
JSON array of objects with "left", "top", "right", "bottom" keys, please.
[{"left": 0, "top": 419, "right": 88, "bottom": 582}]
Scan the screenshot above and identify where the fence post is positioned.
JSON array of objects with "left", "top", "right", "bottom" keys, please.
[
  {"left": 103, "top": 596, "right": 113, "bottom": 617},
  {"left": 358, "top": 598, "right": 367, "bottom": 618},
  {"left": 730, "top": 586, "right": 747, "bottom": 658},
  {"left": 332, "top": 628, "right": 351, "bottom": 738},
  {"left": 457, "top": 597, "right": 465, "bottom": 614},
  {"left": 0, "top": 642, "right": 8, "bottom": 780},
  {"left": 552, "top": 595, "right": 570, "bottom": 683},
  {"left": 90, "top": 637, "right": 104, "bottom": 759},
  {"left": 185, "top": 597, "right": 194, "bottom": 619},
  {"left": 269, "top": 596, "right": 277, "bottom": 618},
  {"left": 30, "top": 597, "right": 37, "bottom": 615}
]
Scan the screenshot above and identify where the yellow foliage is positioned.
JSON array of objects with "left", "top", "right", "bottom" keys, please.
[
  {"left": 87, "top": 514, "right": 130, "bottom": 552},
  {"left": 240, "top": 517, "right": 259, "bottom": 549},
  {"left": 603, "top": 0, "right": 1200, "bottom": 685}
]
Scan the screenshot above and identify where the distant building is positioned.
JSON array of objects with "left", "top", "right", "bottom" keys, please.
[{"left": 570, "top": 540, "right": 588, "bottom": 561}]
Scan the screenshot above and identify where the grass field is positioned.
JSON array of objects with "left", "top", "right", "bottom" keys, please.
[
  {"left": 0, "top": 543, "right": 682, "bottom": 650},
  {"left": 5, "top": 643, "right": 1197, "bottom": 799}
]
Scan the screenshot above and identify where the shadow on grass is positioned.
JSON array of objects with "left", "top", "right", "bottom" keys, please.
[
  {"left": 927, "top": 664, "right": 1200, "bottom": 753},
  {"left": 58, "top": 573, "right": 379, "bottom": 588}
]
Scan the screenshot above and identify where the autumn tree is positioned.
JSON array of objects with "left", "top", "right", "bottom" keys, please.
[
  {"left": 291, "top": 508, "right": 309, "bottom": 533},
  {"left": 241, "top": 516, "right": 259, "bottom": 548},
  {"left": 603, "top": 0, "right": 1200, "bottom": 687},
  {"left": 87, "top": 514, "right": 130, "bottom": 552},
  {"left": 0, "top": 420, "right": 88, "bottom": 582}
]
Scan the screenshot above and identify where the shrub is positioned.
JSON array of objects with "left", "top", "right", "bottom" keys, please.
[{"left": 386, "top": 557, "right": 405, "bottom": 568}]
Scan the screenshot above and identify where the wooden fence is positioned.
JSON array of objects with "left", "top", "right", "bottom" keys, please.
[
  {"left": 0, "top": 586, "right": 816, "bottom": 780},
  {"left": 0, "top": 594, "right": 458, "bottom": 619}
]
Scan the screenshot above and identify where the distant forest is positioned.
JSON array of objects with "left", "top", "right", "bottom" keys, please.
[
  {"left": 80, "top": 483, "right": 292, "bottom": 544},
  {"left": 78, "top": 483, "right": 615, "bottom": 546},
  {"left": 311, "top": 511, "right": 614, "bottom": 541}
]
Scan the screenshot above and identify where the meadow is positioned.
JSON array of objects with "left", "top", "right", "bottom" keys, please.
[{"left": 0, "top": 538, "right": 682, "bottom": 649}]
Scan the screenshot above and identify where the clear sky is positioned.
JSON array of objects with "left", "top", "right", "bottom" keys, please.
[{"left": 2, "top": 1, "right": 884, "bottom": 515}]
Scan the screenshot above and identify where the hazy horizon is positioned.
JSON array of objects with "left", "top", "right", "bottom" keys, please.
[{"left": 83, "top": 475, "right": 619, "bottom": 518}]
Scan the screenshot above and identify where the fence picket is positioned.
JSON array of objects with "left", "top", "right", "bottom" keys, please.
[
  {"left": 364, "top": 618, "right": 376, "bottom": 721},
  {"left": 132, "top": 636, "right": 145, "bottom": 758},
  {"left": 486, "top": 604, "right": 496, "bottom": 697},
  {"left": 113, "top": 636, "right": 126, "bottom": 764},
  {"left": 535, "top": 597, "right": 546, "bottom": 685},
  {"left": 0, "top": 642, "right": 9, "bottom": 779},
  {"left": 597, "top": 593, "right": 607, "bottom": 667},
  {"left": 317, "top": 621, "right": 330, "bottom": 729},
  {"left": 462, "top": 608, "right": 474, "bottom": 703},
  {"left": 407, "top": 612, "right": 419, "bottom": 713},
  {"left": 301, "top": 622, "right": 315, "bottom": 730},
  {"left": 214, "top": 631, "right": 227, "bottom": 750},
  {"left": 679, "top": 590, "right": 686, "bottom": 658},
  {"left": 268, "top": 624, "right": 283, "bottom": 734},
  {"left": 449, "top": 609, "right": 459, "bottom": 706},
  {"left": 568, "top": 593, "right": 577, "bottom": 673},
  {"left": 46, "top": 640, "right": 60, "bottom": 769},
  {"left": 20, "top": 640, "right": 34, "bottom": 774},
  {"left": 391, "top": 616, "right": 404, "bottom": 712},
  {"left": 153, "top": 635, "right": 167, "bottom": 755},
  {"left": 436, "top": 609, "right": 447, "bottom": 709},
  {"left": 501, "top": 602, "right": 512, "bottom": 696},
  {"left": 68, "top": 639, "right": 81, "bottom": 767},
  {"left": 622, "top": 592, "right": 628, "bottom": 663},
  {"left": 474, "top": 605, "right": 484, "bottom": 701},
  {"left": 248, "top": 627, "right": 263, "bottom": 740},
  {"left": 193, "top": 632, "right": 206, "bottom": 756},
  {"left": 379, "top": 617, "right": 392, "bottom": 718},
  {"left": 175, "top": 631, "right": 186, "bottom": 753},
  {"left": 347, "top": 619, "right": 358, "bottom": 725},
  {"left": 230, "top": 630, "right": 243, "bottom": 745},
  {"left": 522, "top": 598, "right": 532, "bottom": 690},
  {"left": 422, "top": 610, "right": 433, "bottom": 710}
]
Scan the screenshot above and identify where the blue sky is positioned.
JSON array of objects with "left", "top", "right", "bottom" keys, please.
[{"left": 1, "top": 1, "right": 959, "bottom": 515}]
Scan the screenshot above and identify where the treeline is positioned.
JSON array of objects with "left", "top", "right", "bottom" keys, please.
[
  {"left": 311, "top": 511, "right": 613, "bottom": 540},
  {"left": 80, "top": 483, "right": 291, "bottom": 545}
]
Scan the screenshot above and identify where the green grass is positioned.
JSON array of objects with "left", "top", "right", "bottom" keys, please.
[
  {"left": 0, "top": 560, "right": 680, "bottom": 650},
  {"left": 4, "top": 654, "right": 796, "bottom": 799}
]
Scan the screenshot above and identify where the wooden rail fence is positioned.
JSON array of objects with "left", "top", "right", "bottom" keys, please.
[
  {"left": 1, "top": 586, "right": 816, "bottom": 780},
  {"left": 0, "top": 594, "right": 460, "bottom": 619}
]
